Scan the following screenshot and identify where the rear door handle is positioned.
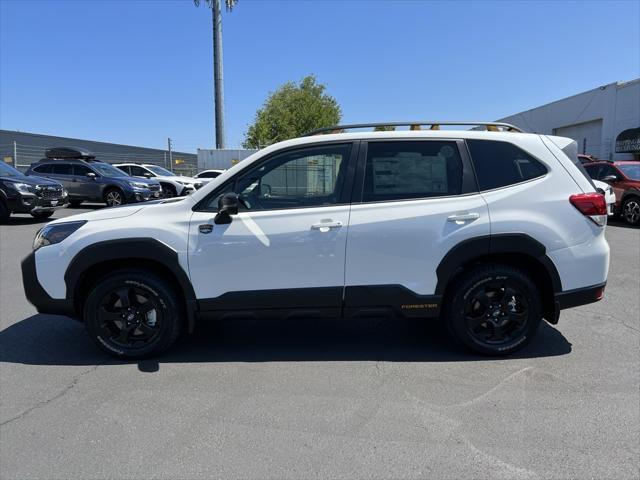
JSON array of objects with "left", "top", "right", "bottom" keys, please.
[
  {"left": 311, "top": 220, "right": 343, "bottom": 232},
  {"left": 447, "top": 212, "right": 480, "bottom": 224}
]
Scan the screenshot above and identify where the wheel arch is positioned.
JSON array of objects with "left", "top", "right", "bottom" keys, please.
[
  {"left": 435, "top": 234, "right": 562, "bottom": 324},
  {"left": 65, "top": 238, "right": 197, "bottom": 332}
]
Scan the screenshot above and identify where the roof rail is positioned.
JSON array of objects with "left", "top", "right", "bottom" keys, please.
[{"left": 304, "top": 121, "right": 524, "bottom": 136}]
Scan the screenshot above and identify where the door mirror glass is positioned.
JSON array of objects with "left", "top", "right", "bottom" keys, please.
[
  {"left": 602, "top": 174, "right": 619, "bottom": 182},
  {"left": 86, "top": 172, "right": 97, "bottom": 179},
  {"left": 214, "top": 192, "right": 239, "bottom": 224},
  {"left": 143, "top": 172, "right": 153, "bottom": 178}
]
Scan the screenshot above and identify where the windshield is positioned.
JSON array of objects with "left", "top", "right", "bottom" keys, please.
[
  {"left": 618, "top": 164, "right": 640, "bottom": 181},
  {"left": 92, "top": 163, "right": 129, "bottom": 177},
  {"left": 147, "top": 165, "right": 175, "bottom": 176},
  {"left": 0, "top": 162, "right": 23, "bottom": 177}
]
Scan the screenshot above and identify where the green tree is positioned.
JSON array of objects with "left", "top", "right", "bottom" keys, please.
[
  {"left": 193, "top": 0, "right": 239, "bottom": 149},
  {"left": 243, "top": 76, "right": 342, "bottom": 149},
  {"left": 373, "top": 125, "right": 396, "bottom": 131}
]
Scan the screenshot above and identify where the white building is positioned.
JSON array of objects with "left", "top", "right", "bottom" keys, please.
[{"left": 499, "top": 79, "right": 639, "bottom": 161}]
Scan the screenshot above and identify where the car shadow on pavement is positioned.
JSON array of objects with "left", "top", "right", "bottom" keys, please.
[
  {"left": 1, "top": 216, "right": 52, "bottom": 226},
  {"left": 0, "top": 314, "right": 572, "bottom": 370},
  {"left": 607, "top": 218, "right": 638, "bottom": 229}
]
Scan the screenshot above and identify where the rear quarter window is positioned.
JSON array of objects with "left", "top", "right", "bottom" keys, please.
[{"left": 467, "top": 139, "right": 547, "bottom": 191}]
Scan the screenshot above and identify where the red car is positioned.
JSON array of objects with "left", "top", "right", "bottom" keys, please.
[{"left": 584, "top": 161, "right": 640, "bottom": 225}]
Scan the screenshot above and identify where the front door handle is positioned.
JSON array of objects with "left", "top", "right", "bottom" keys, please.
[
  {"left": 311, "top": 220, "right": 343, "bottom": 232},
  {"left": 447, "top": 212, "right": 480, "bottom": 224}
]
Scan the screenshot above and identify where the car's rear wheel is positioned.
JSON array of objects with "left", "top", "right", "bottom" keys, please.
[
  {"left": 622, "top": 197, "right": 640, "bottom": 226},
  {"left": 104, "top": 188, "right": 125, "bottom": 207},
  {"left": 444, "top": 265, "right": 542, "bottom": 356},
  {"left": 83, "top": 270, "right": 182, "bottom": 359},
  {"left": 30, "top": 211, "right": 54, "bottom": 219}
]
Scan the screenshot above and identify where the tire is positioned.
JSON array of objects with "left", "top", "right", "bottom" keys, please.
[
  {"left": 83, "top": 270, "right": 182, "bottom": 359},
  {"left": 0, "top": 201, "right": 9, "bottom": 223},
  {"left": 104, "top": 188, "right": 126, "bottom": 207},
  {"left": 621, "top": 196, "right": 640, "bottom": 226},
  {"left": 69, "top": 200, "right": 83, "bottom": 207},
  {"left": 30, "top": 211, "right": 54, "bottom": 219},
  {"left": 162, "top": 184, "right": 177, "bottom": 198},
  {"left": 443, "top": 264, "right": 542, "bottom": 356}
]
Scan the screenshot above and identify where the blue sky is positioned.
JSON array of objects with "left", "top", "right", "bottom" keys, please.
[{"left": 1, "top": 0, "right": 639, "bottom": 152}]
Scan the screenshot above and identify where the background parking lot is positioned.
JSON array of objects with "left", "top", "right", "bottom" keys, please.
[{"left": 1, "top": 208, "right": 638, "bottom": 479}]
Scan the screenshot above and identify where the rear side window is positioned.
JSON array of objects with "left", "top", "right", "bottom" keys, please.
[
  {"left": 50, "top": 163, "right": 72, "bottom": 175},
  {"left": 362, "top": 141, "right": 463, "bottom": 202},
  {"left": 32, "top": 164, "right": 51, "bottom": 173},
  {"left": 467, "top": 140, "right": 547, "bottom": 191}
]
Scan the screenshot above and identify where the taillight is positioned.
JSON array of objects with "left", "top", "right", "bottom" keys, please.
[{"left": 569, "top": 193, "right": 607, "bottom": 226}]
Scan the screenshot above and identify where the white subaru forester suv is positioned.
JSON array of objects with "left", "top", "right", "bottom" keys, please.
[{"left": 22, "top": 122, "right": 610, "bottom": 359}]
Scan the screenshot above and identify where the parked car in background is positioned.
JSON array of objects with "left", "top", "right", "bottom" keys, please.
[
  {"left": 26, "top": 147, "right": 162, "bottom": 207},
  {"left": 114, "top": 163, "right": 203, "bottom": 198},
  {"left": 592, "top": 179, "right": 616, "bottom": 216},
  {"left": 194, "top": 169, "right": 225, "bottom": 184},
  {"left": 0, "top": 162, "right": 68, "bottom": 222},
  {"left": 22, "top": 122, "right": 610, "bottom": 359},
  {"left": 584, "top": 160, "right": 640, "bottom": 225}
]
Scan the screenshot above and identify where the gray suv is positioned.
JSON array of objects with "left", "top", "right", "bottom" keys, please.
[{"left": 26, "top": 147, "right": 162, "bottom": 207}]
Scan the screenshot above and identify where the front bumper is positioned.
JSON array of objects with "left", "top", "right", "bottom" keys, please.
[
  {"left": 126, "top": 188, "right": 161, "bottom": 203},
  {"left": 21, "top": 252, "right": 77, "bottom": 317},
  {"left": 9, "top": 192, "right": 69, "bottom": 214}
]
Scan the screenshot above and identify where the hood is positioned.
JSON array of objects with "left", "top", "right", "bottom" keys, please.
[
  {"left": 1, "top": 174, "right": 61, "bottom": 187},
  {"left": 171, "top": 176, "right": 202, "bottom": 184},
  {"left": 126, "top": 176, "right": 160, "bottom": 186},
  {"left": 50, "top": 203, "right": 147, "bottom": 224}
]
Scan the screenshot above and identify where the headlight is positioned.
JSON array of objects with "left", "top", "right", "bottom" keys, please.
[
  {"left": 13, "top": 182, "right": 36, "bottom": 194},
  {"left": 129, "top": 181, "right": 148, "bottom": 189},
  {"left": 33, "top": 221, "right": 87, "bottom": 251}
]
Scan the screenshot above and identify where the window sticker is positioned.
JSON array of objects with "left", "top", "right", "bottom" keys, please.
[{"left": 372, "top": 152, "right": 448, "bottom": 194}]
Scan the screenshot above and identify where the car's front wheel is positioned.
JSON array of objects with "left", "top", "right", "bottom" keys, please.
[
  {"left": 444, "top": 265, "right": 542, "bottom": 356},
  {"left": 83, "top": 270, "right": 182, "bottom": 359},
  {"left": 30, "top": 211, "right": 54, "bottom": 219},
  {"left": 622, "top": 196, "right": 640, "bottom": 226},
  {"left": 104, "top": 188, "right": 125, "bottom": 207}
]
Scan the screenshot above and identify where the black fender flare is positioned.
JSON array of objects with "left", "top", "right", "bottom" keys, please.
[
  {"left": 65, "top": 238, "right": 197, "bottom": 332},
  {"left": 435, "top": 233, "right": 562, "bottom": 295}
]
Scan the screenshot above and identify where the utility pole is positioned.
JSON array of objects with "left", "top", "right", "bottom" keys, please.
[
  {"left": 13, "top": 141, "right": 17, "bottom": 167},
  {"left": 168, "top": 138, "right": 173, "bottom": 173},
  {"left": 212, "top": 0, "right": 226, "bottom": 149}
]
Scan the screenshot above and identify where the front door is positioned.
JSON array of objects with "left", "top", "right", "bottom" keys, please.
[
  {"left": 188, "top": 142, "right": 357, "bottom": 316},
  {"left": 48, "top": 163, "right": 76, "bottom": 196}
]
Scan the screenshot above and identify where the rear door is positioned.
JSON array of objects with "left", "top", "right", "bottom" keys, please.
[
  {"left": 344, "top": 139, "right": 489, "bottom": 316},
  {"left": 48, "top": 163, "right": 76, "bottom": 195}
]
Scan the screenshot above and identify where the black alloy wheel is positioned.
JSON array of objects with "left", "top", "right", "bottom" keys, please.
[
  {"left": 444, "top": 265, "right": 542, "bottom": 356},
  {"left": 622, "top": 197, "right": 640, "bottom": 225},
  {"left": 84, "top": 271, "right": 182, "bottom": 358}
]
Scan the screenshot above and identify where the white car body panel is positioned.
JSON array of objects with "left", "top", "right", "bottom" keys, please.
[
  {"left": 188, "top": 205, "right": 350, "bottom": 299},
  {"left": 593, "top": 179, "right": 616, "bottom": 215},
  {"left": 345, "top": 195, "right": 490, "bottom": 295}
]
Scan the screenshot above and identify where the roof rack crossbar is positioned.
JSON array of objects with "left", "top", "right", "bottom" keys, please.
[{"left": 304, "top": 121, "right": 524, "bottom": 136}]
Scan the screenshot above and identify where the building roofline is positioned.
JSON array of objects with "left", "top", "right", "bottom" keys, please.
[
  {"left": 497, "top": 78, "right": 640, "bottom": 120},
  {"left": 0, "top": 129, "right": 195, "bottom": 157}
]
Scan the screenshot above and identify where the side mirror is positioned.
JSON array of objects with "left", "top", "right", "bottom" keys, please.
[
  {"left": 86, "top": 172, "right": 97, "bottom": 179},
  {"left": 214, "top": 192, "right": 239, "bottom": 225},
  {"left": 602, "top": 175, "right": 619, "bottom": 182},
  {"left": 143, "top": 172, "right": 153, "bottom": 178}
]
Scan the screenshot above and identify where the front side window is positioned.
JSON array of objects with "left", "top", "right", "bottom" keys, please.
[
  {"left": 200, "top": 144, "right": 351, "bottom": 211},
  {"left": 618, "top": 164, "right": 640, "bottom": 181},
  {"left": 467, "top": 140, "right": 547, "bottom": 191},
  {"left": 362, "top": 141, "right": 463, "bottom": 202},
  {"left": 73, "top": 164, "right": 92, "bottom": 176},
  {"left": 32, "top": 164, "right": 50, "bottom": 174},
  {"left": 129, "top": 166, "right": 147, "bottom": 176}
]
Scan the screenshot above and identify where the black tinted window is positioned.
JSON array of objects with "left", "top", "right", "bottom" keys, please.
[
  {"left": 362, "top": 141, "right": 463, "bottom": 202},
  {"left": 467, "top": 140, "right": 547, "bottom": 190},
  {"left": 199, "top": 171, "right": 220, "bottom": 178},
  {"left": 129, "top": 166, "right": 147, "bottom": 176},
  {"left": 51, "top": 163, "right": 72, "bottom": 175},
  {"left": 32, "top": 164, "right": 51, "bottom": 173}
]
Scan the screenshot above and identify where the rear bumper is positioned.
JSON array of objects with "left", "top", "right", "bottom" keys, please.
[
  {"left": 555, "top": 282, "right": 606, "bottom": 310},
  {"left": 21, "top": 252, "right": 76, "bottom": 317}
]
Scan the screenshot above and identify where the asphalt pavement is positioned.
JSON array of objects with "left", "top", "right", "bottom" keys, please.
[{"left": 1, "top": 207, "right": 638, "bottom": 479}]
